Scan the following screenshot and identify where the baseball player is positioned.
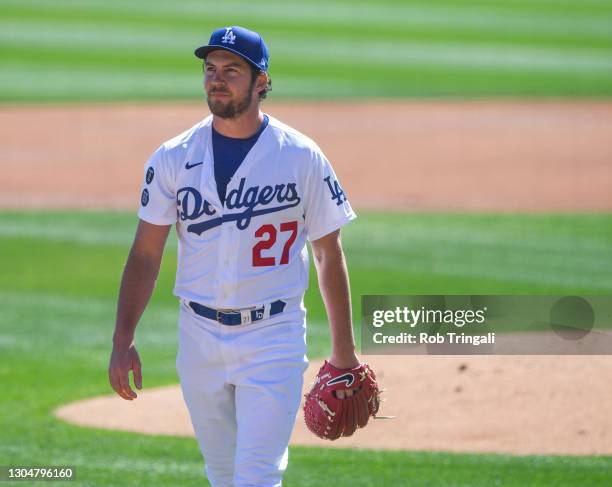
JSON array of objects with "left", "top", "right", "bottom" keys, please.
[{"left": 108, "top": 26, "right": 360, "bottom": 486}]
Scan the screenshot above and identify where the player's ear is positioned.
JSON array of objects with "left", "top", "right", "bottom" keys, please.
[{"left": 256, "top": 72, "right": 268, "bottom": 94}]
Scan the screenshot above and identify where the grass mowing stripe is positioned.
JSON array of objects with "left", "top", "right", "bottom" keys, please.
[
  {"left": 348, "top": 222, "right": 612, "bottom": 270},
  {"left": 1, "top": 211, "right": 611, "bottom": 309},
  {"left": 2, "top": 5, "right": 612, "bottom": 49},
  {"left": 3, "top": 19, "right": 611, "bottom": 74},
  {"left": 287, "top": 447, "right": 612, "bottom": 487},
  {"left": 0, "top": 45, "right": 195, "bottom": 74},
  {"left": 0, "top": 66, "right": 369, "bottom": 102},
  {"left": 349, "top": 251, "right": 612, "bottom": 291},
  {"left": 0, "top": 64, "right": 200, "bottom": 101},
  {"left": 5, "top": 42, "right": 612, "bottom": 79},
  {"left": 359, "top": 0, "right": 612, "bottom": 19},
  {"left": 4, "top": 57, "right": 612, "bottom": 102},
  {"left": 274, "top": 39, "right": 612, "bottom": 73},
  {"left": 0, "top": 19, "right": 200, "bottom": 54},
  {"left": 0, "top": 217, "right": 140, "bottom": 246},
  {"left": 0, "top": 291, "right": 178, "bottom": 347},
  {"left": 3, "top": 213, "right": 608, "bottom": 274},
  {"left": 0, "top": 64, "right": 391, "bottom": 101},
  {"left": 2, "top": 0, "right": 611, "bottom": 38},
  {"left": 0, "top": 290, "right": 331, "bottom": 360},
  {"left": 343, "top": 214, "right": 612, "bottom": 291}
]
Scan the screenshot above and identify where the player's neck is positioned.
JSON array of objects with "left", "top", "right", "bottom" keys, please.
[{"left": 212, "top": 106, "right": 264, "bottom": 139}]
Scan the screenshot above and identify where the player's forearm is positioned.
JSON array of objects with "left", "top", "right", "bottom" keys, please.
[
  {"left": 314, "top": 246, "right": 356, "bottom": 359},
  {"left": 113, "top": 250, "right": 162, "bottom": 348}
]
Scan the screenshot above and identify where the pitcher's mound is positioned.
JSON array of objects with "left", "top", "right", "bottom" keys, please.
[{"left": 55, "top": 355, "right": 612, "bottom": 455}]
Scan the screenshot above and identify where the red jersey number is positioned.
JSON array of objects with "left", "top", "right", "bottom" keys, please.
[{"left": 252, "top": 221, "right": 298, "bottom": 267}]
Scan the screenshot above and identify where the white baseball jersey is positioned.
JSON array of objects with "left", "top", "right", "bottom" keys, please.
[{"left": 138, "top": 114, "right": 355, "bottom": 309}]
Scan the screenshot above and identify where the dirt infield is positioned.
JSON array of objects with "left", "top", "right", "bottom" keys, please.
[
  {"left": 1, "top": 100, "right": 611, "bottom": 211},
  {"left": 3, "top": 100, "right": 611, "bottom": 455},
  {"left": 56, "top": 355, "right": 612, "bottom": 456}
]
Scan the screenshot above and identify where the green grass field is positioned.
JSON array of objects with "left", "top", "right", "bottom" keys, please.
[
  {"left": 1, "top": 211, "right": 611, "bottom": 486},
  {"left": 1, "top": 0, "right": 612, "bottom": 101}
]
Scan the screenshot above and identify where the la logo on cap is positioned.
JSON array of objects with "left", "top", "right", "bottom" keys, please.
[{"left": 221, "top": 27, "right": 236, "bottom": 45}]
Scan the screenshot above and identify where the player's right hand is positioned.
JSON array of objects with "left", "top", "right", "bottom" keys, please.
[{"left": 108, "top": 344, "right": 142, "bottom": 401}]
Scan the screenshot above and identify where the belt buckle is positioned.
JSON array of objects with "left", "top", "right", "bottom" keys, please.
[
  {"left": 240, "top": 309, "right": 252, "bottom": 325},
  {"left": 216, "top": 308, "right": 244, "bottom": 326},
  {"left": 216, "top": 309, "right": 234, "bottom": 325}
]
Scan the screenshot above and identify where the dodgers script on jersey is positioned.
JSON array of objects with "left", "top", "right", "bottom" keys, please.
[{"left": 138, "top": 115, "right": 355, "bottom": 310}]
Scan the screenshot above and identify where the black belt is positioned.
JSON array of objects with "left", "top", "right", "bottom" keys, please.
[{"left": 188, "top": 300, "right": 286, "bottom": 326}]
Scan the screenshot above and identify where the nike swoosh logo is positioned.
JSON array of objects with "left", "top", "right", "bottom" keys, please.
[
  {"left": 185, "top": 161, "right": 204, "bottom": 170},
  {"left": 327, "top": 373, "right": 355, "bottom": 388}
]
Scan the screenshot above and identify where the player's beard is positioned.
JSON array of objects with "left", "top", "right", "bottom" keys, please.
[{"left": 207, "top": 86, "right": 253, "bottom": 119}]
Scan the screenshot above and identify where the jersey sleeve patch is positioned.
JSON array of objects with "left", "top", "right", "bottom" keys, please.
[
  {"left": 141, "top": 188, "right": 150, "bottom": 207},
  {"left": 145, "top": 166, "right": 155, "bottom": 184},
  {"left": 137, "top": 146, "right": 177, "bottom": 225}
]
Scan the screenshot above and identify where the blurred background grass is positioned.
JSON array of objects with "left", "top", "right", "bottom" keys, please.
[{"left": 1, "top": 0, "right": 612, "bottom": 101}]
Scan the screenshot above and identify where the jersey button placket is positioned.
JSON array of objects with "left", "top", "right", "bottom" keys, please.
[
  {"left": 219, "top": 216, "right": 241, "bottom": 301},
  {"left": 224, "top": 226, "right": 232, "bottom": 267},
  {"left": 216, "top": 222, "right": 232, "bottom": 303},
  {"left": 226, "top": 223, "right": 240, "bottom": 300}
]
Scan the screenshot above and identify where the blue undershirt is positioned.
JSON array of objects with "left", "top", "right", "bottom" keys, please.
[{"left": 213, "top": 114, "right": 269, "bottom": 205}]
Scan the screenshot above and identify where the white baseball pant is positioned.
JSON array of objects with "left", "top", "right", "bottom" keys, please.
[{"left": 176, "top": 301, "right": 308, "bottom": 487}]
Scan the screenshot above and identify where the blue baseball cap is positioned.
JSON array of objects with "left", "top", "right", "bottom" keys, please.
[{"left": 194, "top": 26, "right": 269, "bottom": 73}]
